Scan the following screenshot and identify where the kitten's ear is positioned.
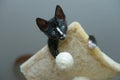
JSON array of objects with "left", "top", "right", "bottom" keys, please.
[
  {"left": 36, "top": 18, "right": 48, "bottom": 31},
  {"left": 55, "top": 5, "right": 65, "bottom": 19}
]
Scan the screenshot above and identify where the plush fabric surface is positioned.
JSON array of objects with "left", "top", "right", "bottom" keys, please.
[{"left": 20, "top": 22, "right": 120, "bottom": 80}]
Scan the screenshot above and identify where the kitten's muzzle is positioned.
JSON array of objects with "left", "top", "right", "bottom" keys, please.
[{"left": 60, "top": 34, "right": 66, "bottom": 40}]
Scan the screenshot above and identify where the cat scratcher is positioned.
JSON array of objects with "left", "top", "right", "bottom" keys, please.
[{"left": 20, "top": 22, "right": 120, "bottom": 80}]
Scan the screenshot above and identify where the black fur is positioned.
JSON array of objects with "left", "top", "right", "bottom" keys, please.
[
  {"left": 36, "top": 5, "right": 67, "bottom": 58},
  {"left": 89, "top": 35, "right": 97, "bottom": 44}
]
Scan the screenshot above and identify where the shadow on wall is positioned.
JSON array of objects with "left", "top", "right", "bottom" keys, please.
[{"left": 13, "top": 54, "right": 32, "bottom": 80}]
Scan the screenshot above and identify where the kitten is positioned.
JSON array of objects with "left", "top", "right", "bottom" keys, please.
[{"left": 36, "top": 5, "right": 67, "bottom": 58}]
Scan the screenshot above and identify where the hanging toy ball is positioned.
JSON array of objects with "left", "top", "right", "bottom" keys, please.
[{"left": 55, "top": 52, "right": 74, "bottom": 70}]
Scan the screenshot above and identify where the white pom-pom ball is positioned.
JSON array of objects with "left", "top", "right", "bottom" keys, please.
[{"left": 55, "top": 52, "right": 74, "bottom": 70}]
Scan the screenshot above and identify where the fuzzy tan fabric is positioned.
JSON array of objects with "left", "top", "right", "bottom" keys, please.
[{"left": 20, "top": 22, "right": 120, "bottom": 80}]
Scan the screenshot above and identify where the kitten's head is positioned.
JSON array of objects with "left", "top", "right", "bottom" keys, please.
[{"left": 36, "top": 5, "right": 67, "bottom": 40}]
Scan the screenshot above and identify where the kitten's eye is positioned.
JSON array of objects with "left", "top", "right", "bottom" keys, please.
[
  {"left": 52, "top": 31, "right": 56, "bottom": 36},
  {"left": 60, "top": 25, "right": 65, "bottom": 30}
]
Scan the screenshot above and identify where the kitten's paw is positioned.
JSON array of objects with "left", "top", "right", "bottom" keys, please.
[
  {"left": 88, "top": 40, "right": 97, "bottom": 48},
  {"left": 55, "top": 52, "right": 74, "bottom": 70},
  {"left": 88, "top": 35, "right": 97, "bottom": 48}
]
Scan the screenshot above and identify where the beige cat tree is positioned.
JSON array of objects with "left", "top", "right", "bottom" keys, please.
[{"left": 20, "top": 22, "right": 120, "bottom": 80}]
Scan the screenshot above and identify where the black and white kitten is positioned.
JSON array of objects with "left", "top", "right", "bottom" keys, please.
[
  {"left": 36, "top": 5, "right": 97, "bottom": 58},
  {"left": 36, "top": 5, "right": 67, "bottom": 58}
]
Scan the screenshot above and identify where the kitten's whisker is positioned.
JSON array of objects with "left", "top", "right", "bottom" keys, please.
[
  {"left": 63, "top": 34, "right": 66, "bottom": 38},
  {"left": 56, "top": 27, "right": 63, "bottom": 35}
]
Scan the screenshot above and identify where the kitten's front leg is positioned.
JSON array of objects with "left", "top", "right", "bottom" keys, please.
[{"left": 48, "top": 39, "right": 59, "bottom": 58}]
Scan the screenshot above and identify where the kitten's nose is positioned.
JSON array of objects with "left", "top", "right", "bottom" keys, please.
[{"left": 60, "top": 34, "right": 66, "bottom": 40}]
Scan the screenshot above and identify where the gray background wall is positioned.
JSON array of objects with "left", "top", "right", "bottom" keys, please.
[{"left": 0, "top": 0, "right": 120, "bottom": 80}]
